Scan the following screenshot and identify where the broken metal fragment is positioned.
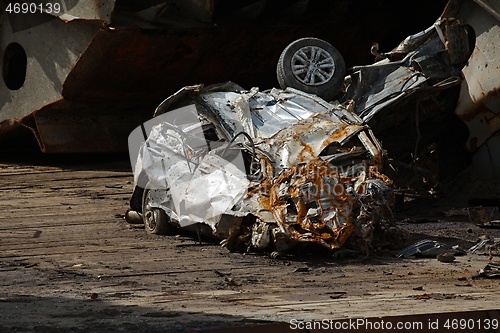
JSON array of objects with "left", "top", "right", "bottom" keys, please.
[
  {"left": 469, "top": 238, "right": 500, "bottom": 254},
  {"left": 397, "top": 239, "right": 465, "bottom": 259},
  {"left": 473, "top": 263, "right": 500, "bottom": 279}
]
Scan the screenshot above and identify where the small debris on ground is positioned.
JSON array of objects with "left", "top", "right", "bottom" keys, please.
[
  {"left": 293, "top": 267, "right": 310, "bottom": 273},
  {"left": 437, "top": 252, "right": 456, "bottom": 263},
  {"left": 225, "top": 277, "right": 242, "bottom": 286},
  {"left": 328, "top": 292, "right": 347, "bottom": 299},
  {"left": 473, "top": 263, "right": 500, "bottom": 279}
]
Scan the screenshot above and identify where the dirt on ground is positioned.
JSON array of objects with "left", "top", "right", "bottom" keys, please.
[{"left": 0, "top": 154, "right": 499, "bottom": 332}]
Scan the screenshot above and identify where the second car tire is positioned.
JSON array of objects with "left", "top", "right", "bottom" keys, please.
[
  {"left": 142, "top": 188, "right": 177, "bottom": 235},
  {"left": 277, "top": 37, "right": 346, "bottom": 101}
]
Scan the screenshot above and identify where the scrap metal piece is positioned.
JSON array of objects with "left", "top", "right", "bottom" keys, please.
[
  {"left": 473, "top": 263, "right": 500, "bottom": 279},
  {"left": 346, "top": 16, "right": 466, "bottom": 126},
  {"left": 125, "top": 209, "right": 143, "bottom": 225},
  {"left": 397, "top": 239, "right": 465, "bottom": 258},
  {"left": 262, "top": 160, "right": 357, "bottom": 250},
  {"left": 469, "top": 238, "right": 500, "bottom": 254}
]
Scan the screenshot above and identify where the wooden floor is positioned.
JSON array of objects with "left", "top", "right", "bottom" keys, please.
[{"left": 0, "top": 155, "right": 499, "bottom": 332}]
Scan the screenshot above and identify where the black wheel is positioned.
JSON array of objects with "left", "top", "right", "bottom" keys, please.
[
  {"left": 142, "top": 189, "right": 176, "bottom": 235},
  {"left": 277, "top": 37, "right": 346, "bottom": 101}
]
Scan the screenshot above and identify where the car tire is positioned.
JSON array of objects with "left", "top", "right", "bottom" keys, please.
[
  {"left": 277, "top": 37, "right": 346, "bottom": 101},
  {"left": 142, "top": 189, "right": 176, "bottom": 235}
]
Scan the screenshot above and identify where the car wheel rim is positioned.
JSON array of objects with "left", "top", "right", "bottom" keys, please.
[
  {"left": 144, "top": 209, "right": 157, "bottom": 230},
  {"left": 291, "top": 46, "right": 335, "bottom": 86}
]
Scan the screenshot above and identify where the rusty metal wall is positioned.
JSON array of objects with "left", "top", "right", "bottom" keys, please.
[
  {"left": 0, "top": 0, "right": 447, "bottom": 152},
  {"left": 445, "top": 0, "right": 500, "bottom": 181},
  {"left": 453, "top": 0, "right": 500, "bottom": 153}
]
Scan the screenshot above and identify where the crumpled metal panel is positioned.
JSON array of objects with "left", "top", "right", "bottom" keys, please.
[
  {"left": 397, "top": 239, "right": 465, "bottom": 258},
  {"left": 345, "top": 17, "right": 465, "bottom": 126},
  {"left": 138, "top": 111, "right": 249, "bottom": 227},
  {"left": 258, "top": 114, "right": 367, "bottom": 168},
  {"left": 133, "top": 85, "right": 394, "bottom": 253}
]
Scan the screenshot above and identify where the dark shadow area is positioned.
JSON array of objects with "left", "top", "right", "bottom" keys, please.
[
  {"left": 396, "top": 209, "right": 500, "bottom": 251},
  {"left": 1, "top": 294, "right": 497, "bottom": 333},
  {"left": 0, "top": 295, "right": 277, "bottom": 333},
  {"left": 134, "top": 214, "right": 499, "bottom": 267},
  {"left": 0, "top": 125, "right": 40, "bottom": 153},
  {"left": 0, "top": 151, "right": 132, "bottom": 173}
]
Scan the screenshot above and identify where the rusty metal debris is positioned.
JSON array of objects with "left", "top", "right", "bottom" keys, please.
[
  {"left": 341, "top": 0, "right": 500, "bottom": 202},
  {"left": 473, "top": 263, "right": 500, "bottom": 279},
  {"left": 127, "top": 83, "right": 399, "bottom": 255}
]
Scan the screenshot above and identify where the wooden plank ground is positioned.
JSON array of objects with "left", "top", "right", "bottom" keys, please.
[{"left": 0, "top": 155, "right": 499, "bottom": 332}]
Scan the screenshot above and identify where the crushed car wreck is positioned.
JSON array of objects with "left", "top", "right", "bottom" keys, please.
[
  {"left": 127, "top": 83, "right": 400, "bottom": 255},
  {"left": 125, "top": 0, "right": 495, "bottom": 256}
]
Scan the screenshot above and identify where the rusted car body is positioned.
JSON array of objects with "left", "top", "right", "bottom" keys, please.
[{"left": 128, "top": 83, "right": 397, "bottom": 254}]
